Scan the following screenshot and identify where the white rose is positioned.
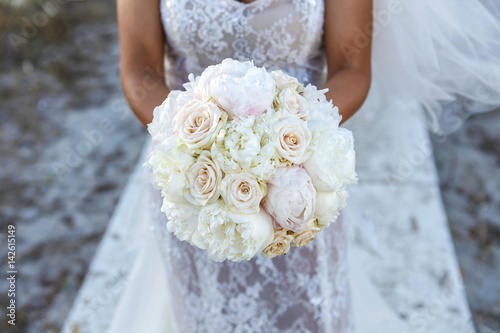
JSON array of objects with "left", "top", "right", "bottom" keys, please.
[
  {"left": 303, "top": 127, "right": 358, "bottom": 192},
  {"left": 220, "top": 172, "right": 266, "bottom": 215},
  {"left": 274, "top": 88, "right": 309, "bottom": 120},
  {"left": 185, "top": 151, "right": 223, "bottom": 205},
  {"left": 173, "top": 99, "right": 227, "bottom": 151},
  {"left": 271, "top": 114, "right": 312, "bottom": 164},
  {"left": 146, "top": 136, "right": 195, "bottom": 203},
  {"left": 262, "top": 166, "right": 316, "bottom": 233},
  {"left": 270, "top": 70, "right": 303, "bottom": 92},
  {"left": 198, "top": 200, "right": 274, "bottom": 262},
  {"left": 161, "top": 199, "right": 206, "bottom": 249},
  {"left": 194, "top": 58, "right": 276, "bottom": 119},
  {"left": 315, "top": 190, "right": 349, "bottom": 228}
]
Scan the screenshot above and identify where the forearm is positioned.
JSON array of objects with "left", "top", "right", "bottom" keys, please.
[
  {"left": 121, "top": 67, "right": 170, "bottom": 127},
  {"left": 323, "top": 66, "right": 371, "bottom": 125}
]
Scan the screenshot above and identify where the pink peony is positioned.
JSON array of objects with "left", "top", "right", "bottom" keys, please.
[
  {"left": 194, "top": 58, "right": 276, "bottom": 119},
  {"left": 262, "top": 166, "right": 316, "bottom": 233}
]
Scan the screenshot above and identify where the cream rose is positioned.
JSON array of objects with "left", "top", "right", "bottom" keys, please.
[
  {"left": 270, "top": 70, "right": 303, "bottom": 92},
  {"left": 262, "top": 166, "right": 316, "bottom": 233},
  {"left": 291, "top": 219, "right": 320, "bottom": 247},
  {"left": 274, "top": 88, "right": 309, "bottom": 120},
  {"left": 198, "top": 201, "right": 274, "bottom": 262},
  {"left": 220, "top": 172, "right": 266, "bottom": 215},
  {"left": 185, "top": 151, "right": 223, "bottom": 205},
  {"left": 262, "top": 229, "right": 294, "bottom": 258},
  {"left": 272, "top": 115, "right": 312, "bottom": 164},
  {"left": 173, "top": 99, "right": 226, "bottom": 151}
]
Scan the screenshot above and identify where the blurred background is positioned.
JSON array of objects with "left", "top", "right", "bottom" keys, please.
[{"left": 0, "top": 0, "right": 499, "bottom": 332}]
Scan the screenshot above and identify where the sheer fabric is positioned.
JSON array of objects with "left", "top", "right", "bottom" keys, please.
[
  {"left": 156, "top": 1, "right": 353, "bottom": 332},
  {"left": 369, "top": 0, "right": 500, "bottom": 134}
]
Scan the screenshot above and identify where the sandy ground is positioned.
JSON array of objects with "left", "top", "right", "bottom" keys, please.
[{"left": 0, "top": 1, "right": 498, "bottom": 332}]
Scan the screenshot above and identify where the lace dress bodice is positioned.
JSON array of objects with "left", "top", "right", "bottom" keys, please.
[
  {"left": 155, "top": 1, "right": 352, "bottom": 332},
  {"left": 160, "top": 0, "right": 326, "bottom": 90}
]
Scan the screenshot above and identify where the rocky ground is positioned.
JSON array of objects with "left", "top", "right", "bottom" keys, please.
[
  {"left": 0, "top": 1, "right": 498, "bottom": 332},
  {"left": 0, "top": 2, "right": 145, "bottom": 332},
  {"left": 432, "top": 110, "right": 500, "bottom": 333}
]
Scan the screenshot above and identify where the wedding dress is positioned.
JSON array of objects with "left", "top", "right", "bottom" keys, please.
[
  {"left": 155, "top": 1, "right": 352, "bottom": 332},
  {"left": 105, "top": 0, "right": 500, "bottom": 332}
]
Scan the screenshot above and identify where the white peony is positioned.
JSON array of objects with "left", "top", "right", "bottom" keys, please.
[
  {"left": 185, "top": 151, "right": 223, "bottom": 206},
  {"left": 216, "top": 116, "right": 261, "bottom": 169},
  {"left": 315, "top": 190, "right": 349, "bottom": 228},
  {"left": 161, "top": 200, "right": 206, "bottom": 249},
  {"left": 303, "top": 84, "right": 342, "bottom": 130},
  {"left": 173, "top": 99, "right": 227, "bottom": 151},
  {"left": 303, "top": 127, "right": 358, "bottom": 192},
  {"left": 210, "top": 143, "right": 242, "bottom": 175},
  {"left": 212, "top": 116, "right": 279, "bottom": 181},
  {"left": 220, "top": 172, "right": 266, "bottom": 215},
  {"left": 197, "top": 200, "right": 274, "bottom": 262},
  {"left": 146, "top": 136, "right": 195, "bottom": 203},
  {"left": 147, "top": 91, "right": 181, "bottom": 145},
  {"left": 302, "top": 83, "right": 328, "bottom": 104},
  {"left": 262, "top": 166, "right": 316, "bottom": 233},
  {"left": 194, "top": 58, "right": 276, "bottom": 119}
]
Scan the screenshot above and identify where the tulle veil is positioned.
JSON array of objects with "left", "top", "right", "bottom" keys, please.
[{"left": 367, "top": 0, "right": 500, "bottom": 134}]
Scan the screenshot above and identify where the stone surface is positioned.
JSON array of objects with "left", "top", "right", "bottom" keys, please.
[
  {"left": 344, "top": 96, "right": 475, "bottom": 333},
  {"left": 0, "top": 2, "right": 145, "bottom": 332},
  {"left": 432, "top": 109, "right": 500, "bottom": 332}
]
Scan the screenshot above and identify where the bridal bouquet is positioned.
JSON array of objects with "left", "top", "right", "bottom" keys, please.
[{"left": 146, "top": 59, "right": 357, "bottom": 262}]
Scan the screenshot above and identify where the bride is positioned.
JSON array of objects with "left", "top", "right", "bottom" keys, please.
[
  {"left": 113, "top": 0, "right": 500, "bottom": 332},
  {"left": 118, "top": 0, "right": 370, "bottom": 332}
]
